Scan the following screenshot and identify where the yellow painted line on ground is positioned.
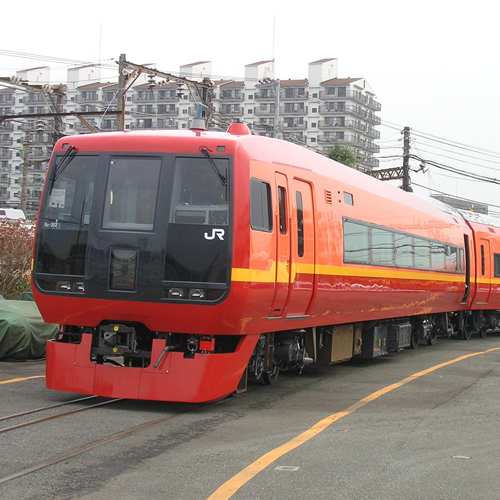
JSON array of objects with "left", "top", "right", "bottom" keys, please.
[
  {"left": 0, "top": 375, "right": 45, "bottom": 386},
  {"left": 207, "top": 347, "right": 500, "bottom": 500}
]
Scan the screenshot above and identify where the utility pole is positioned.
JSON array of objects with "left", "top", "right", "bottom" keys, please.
[
  {"left": 402, "top": 126, "right": 412, "bottom": 192},
  {"left": 20, "top": 131, "right": 31, "bottom": 214},
  {"left": 274, "top": 79, "right": 280, "bottom": 138},
  {"left": 116, "top": 53, "right": 127, "bottom": 131}
]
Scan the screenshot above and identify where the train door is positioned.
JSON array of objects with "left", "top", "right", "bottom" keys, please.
[
  {"left": 475, "top": 238, "right": 492, "bottom": 305},
  {"left": 269, "top": 173, "right": 291, "bottom": 317},
  {"left": 285, "top": 179, "right": 315, "bottom": 318}
]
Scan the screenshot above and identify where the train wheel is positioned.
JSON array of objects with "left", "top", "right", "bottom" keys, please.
[
  {"left": 409, "top": 332, "right": 419, "bottom": 349},
  {"left": 262, "top": 364, "right": 280, "bottom": 385},
  {"left": 427, "top": 329, "right": 438, "bottom": 346},
  {"left": 478, "top": 327, "right": 487, "bottom": 339},
  {"left": 461, "top": 325, "right": 472, "bottom": 340}
]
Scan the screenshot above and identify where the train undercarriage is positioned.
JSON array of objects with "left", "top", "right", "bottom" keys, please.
[
  {"left": 53, "top": 308, "right": 500, "bottom": 398},
  {"left": 247, "top": 309, "right": 500, "bottom": 387}
]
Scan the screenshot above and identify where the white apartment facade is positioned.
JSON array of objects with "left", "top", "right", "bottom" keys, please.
[{"left": 0, "top": 58, "right": 381, "bottom": 214}]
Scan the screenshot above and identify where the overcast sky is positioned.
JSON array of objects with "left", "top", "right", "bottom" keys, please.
[{"left": 2, "top": 0, "right": 499, "bottom": 210}]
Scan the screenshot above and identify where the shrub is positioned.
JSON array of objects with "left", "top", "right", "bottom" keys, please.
[{"left": 0, "top": 220, "right": 34, "bottom": 300}]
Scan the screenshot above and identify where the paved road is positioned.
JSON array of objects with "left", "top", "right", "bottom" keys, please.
[{"left": 1, "top": 334, "right": 500, "bottom": 499}]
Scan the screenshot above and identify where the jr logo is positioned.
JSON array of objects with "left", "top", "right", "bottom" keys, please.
[{"left": 204, "top": 228, "right": 225, "bottom": 241}]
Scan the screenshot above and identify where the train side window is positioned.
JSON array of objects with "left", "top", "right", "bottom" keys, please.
[
  {"left": 494, "top": 254, "right": 500, "bottom": 277},
  {"left": 445, "top": 245, "right": 457, "bottom": 272},
  {"left": 344, "top": 220, "right": 369, "bottom": 264},
  {"left": 296, "top": 191, "right": 304, "bottom": 257},
  {"left": 414, "top": 237, "right": 431, "bottom": 269},
  {"left": 457, "top": 247, "right": 465, "bottom": 273},
  {"left": 395, "top": 233, "right": 414, "bottom": 268},
  {"left": 278, "top": 186, "right": 287, "bottom": 235},
  {"left": 481, "top": 244, "right": 485, "bottom": 275},
  {"left": 250, "top": 178, "right": 273, "bottom": 232},
  {"left": 431, "top": 242, "right": 446, "bottom": 271},
  {"left": 371, "top": 227, "right": 393, "bottom": 265}
]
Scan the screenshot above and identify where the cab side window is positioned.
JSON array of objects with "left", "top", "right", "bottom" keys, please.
[{"left": 250, "top": 178, "right": 273, "bottom": 232}]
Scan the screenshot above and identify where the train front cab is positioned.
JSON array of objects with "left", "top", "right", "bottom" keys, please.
[{"left": 34, "top": 131, "right": 265, "bottom": 403}]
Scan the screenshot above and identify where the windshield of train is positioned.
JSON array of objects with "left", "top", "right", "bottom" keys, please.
[{"left": 36, "top": 154, "right": 97, "bottom": 277}]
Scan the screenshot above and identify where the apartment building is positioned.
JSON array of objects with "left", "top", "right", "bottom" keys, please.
[{"left": 0, "top": 58, "right": 381, "bottom": 214}]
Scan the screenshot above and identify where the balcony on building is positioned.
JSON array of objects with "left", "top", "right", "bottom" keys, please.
[
  {"left": 0, "top": 107, "right": 14, "bottom": 117},
  {"left": 75, "top": 122, "right": 98, "bottom": 133},
  {"left": 220, "top": 105, "right": 243, "bottom": 117},
  {"left": 282, "top": 118, "right": 306, "bottom": 130},
  {"left": 0, "top": 93, "right": 14, "bottom": 105},
  {"left": 219, "top": 88, "right": 244, "bottom": 101},
  {"left": 280, "top": 83, "right": 308, "bottom": 101},
  {"left": 319, "top": 118, "right": 381, "bottom": 139},
  {"left": 282, "top": 103, "right": 307, "bottom": 116},
  {"left": 133, "top": 86, "right": 181, "bottom": 103},
  {"left": 99, "top": 120, "right": 117, "bottom": 131},
  {"left": 0, "top": 122, "right": 14, "bottom": 132},
  {"left": 255, "top": 106, "right": 276, "bottom": 116},
  {"left": 75, "top": 90, "right": 101, "bottom": 103},
  {"left": 254, "top": 89, "right": 276, "bottom": 101},
  {"left": 24, "top": 93, "right": 46, "bottom": 104},
  {"left": 358, "top": 156, "right": 380, "bottom": 169}
]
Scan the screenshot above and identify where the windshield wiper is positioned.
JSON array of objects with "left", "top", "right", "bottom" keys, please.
[
  {"left": 200, "top": 147, "right": 227, "bottom": 187},
  {"left": 49, "top": 146, "right": 78, "bottom": 194}
]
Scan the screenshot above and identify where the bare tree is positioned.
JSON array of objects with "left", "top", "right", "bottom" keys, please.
[{"left": 0, "top": 220, "right": 34, "bottom": 299}]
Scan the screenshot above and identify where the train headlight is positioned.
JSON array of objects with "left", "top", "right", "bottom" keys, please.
[
  {"left": 189, "top": 289, "right": 205, "bottom": 300},
  {"left": 57, "top": 281, "right": 72, "bottom": 292},
  {"left": 73, "top": 282, "right": 85, "bottom": 293},
  {"left": 168, "top": 288, "right": 184, "bottom": 299}
]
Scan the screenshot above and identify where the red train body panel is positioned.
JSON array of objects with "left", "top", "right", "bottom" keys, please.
[{"left": 32, "top": 124, "right": 500, "bottom": 402}]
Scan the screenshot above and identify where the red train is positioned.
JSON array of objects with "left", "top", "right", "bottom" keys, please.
[{"left": 32, "top": 121, "right": 500, "bottom": 402}]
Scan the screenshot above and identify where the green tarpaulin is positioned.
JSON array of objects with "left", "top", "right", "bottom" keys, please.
[{"left": 0, "top": 300, "right": 59, "bottom": 361}]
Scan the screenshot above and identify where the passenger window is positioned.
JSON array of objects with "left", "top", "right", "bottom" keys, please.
[
  {"left": 296, "top": 191, "right": 304, "bottom": 257},
  {"left": 414, "top": 238, "right": 431, "bottom": 269},
  {"left": 344, "top": 220, "right": 369, "bottom": 263},
  {"left": 494, "top": 253, "right": 500, "bottom": 277},
  {"left": 371, "top": 227, "right": 393, "bottom": 265},
  {"left": 250, "top": 178, "right": 273, "bottom": 232},
  {"left": 431, "top": 242, "right": 446, "bottom": 271},
  {"left": 278, "top": 186, "right": 287, "bottom": 235},
  {"left": 395, "top": 233, "right": 414, "bottom": 268},
  {"left": 481, "top": 245, "right": 485, "bottom": 275}
]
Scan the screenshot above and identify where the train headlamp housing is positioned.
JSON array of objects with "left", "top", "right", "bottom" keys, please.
[
  {"left": 189, "top": 288, "right": 205, "bottom": 300},
  {"left": 163, "top": 286, "right": 224, "bottom": 301}
]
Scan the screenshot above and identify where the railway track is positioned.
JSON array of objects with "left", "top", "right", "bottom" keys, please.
[
  {"left": 0, "top": 369, "right": 293, "bottom": 486},
  {"left": 0, "top": 396, "right": 223, "bottom": 485},
  {"left": 0, "top": 396, "right": 121, "bottom": 435}
]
